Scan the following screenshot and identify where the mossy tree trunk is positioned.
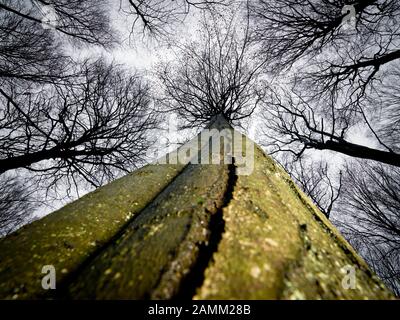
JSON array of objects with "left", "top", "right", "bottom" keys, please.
[{"left": 0, "top": 115, "right": 393, "bottom": 299}]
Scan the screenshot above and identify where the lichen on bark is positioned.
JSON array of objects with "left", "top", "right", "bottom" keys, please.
[
  {"left": 194, "top": 135, "right": 392, "bottom": 299},
  {"left": 0, "top": 116, "right": 394, "bottom": 300}
]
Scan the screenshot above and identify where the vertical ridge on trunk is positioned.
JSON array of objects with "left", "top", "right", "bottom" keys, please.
[{"left": 0, "top": 115, "right": 394, "bottom": 299}]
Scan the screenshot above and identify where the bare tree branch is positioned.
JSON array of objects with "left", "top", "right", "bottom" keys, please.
[{"left": 157, "top": 6, "right": 265, "bottom": 128}]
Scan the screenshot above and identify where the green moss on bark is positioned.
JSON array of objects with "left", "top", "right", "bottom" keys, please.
[
  {"left": 0, "top": 116, "right": 393, "bottom": 300},
  {"left": 195, "top": 136, "right": 393, "bottom": 300},
  {"left": 66, "top": 163, "right": 229, "bottom": 299},
  {"left": 0, "top": 163, "right": 185, "bottom": 299}
]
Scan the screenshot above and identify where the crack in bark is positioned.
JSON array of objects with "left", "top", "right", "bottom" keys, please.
[
  {"left": 172, "top": 160, "right": 237, "bottom": 300},
  {"left": 53, "top": 164, "right": 189, "bottom": 299}
]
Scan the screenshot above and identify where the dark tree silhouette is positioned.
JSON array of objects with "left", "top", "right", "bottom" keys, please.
[
  {"left": 0, "top": 175, "right": 37, "bottom": 236},
  {"left": 282, "top": 158, "right": 342, "bottom": 218},
  {"left": 157, "top": 8, "right": 264, "bottom": 128},
  {"left": 251, "top": 0, "right": 400, "bottom": 163},
  {"left": 1, "top": 1, "right": 70, "bottom": 87},
  {"left": 0, "top": 60, "right": 157, "bottom": 189},
  {"left": 0, "top": 0, "right": 229, "bottom": 87},
  {"left": 0, "top": 0, "right": 115, "bottom": 86},
  {"left": 0, "top": 0, "right": 114, "bottom": 46},
  {"left": 0, "top": 0, "right": 173, "bottom": 228},
  {"left": 250, "top": 0, "right": 400, "bottom": 74},
  {"left": 335, "top": 162, "right": 400, "bottom": 295},
  {"left": 261, "top": 86, "right": 400, "bottom": 167},
  {"left": 363, "top": 64, "right": 400, "bottom": 153}
]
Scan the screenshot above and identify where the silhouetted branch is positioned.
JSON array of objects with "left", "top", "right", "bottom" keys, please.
[
  {"left": 0, "top": 59, "right": 158, "bottom": 192},
  {"left": 157, "top": 6, "right": 264, "bottom": 128}
]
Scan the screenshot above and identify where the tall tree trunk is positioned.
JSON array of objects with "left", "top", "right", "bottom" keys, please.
[{"left": 0, "top": 115, "right": 393, "bottom": 299}]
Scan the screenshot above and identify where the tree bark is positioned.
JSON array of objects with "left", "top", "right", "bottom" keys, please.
[{"left": 0, "top": 116, "right": 394, "bottom": 299}]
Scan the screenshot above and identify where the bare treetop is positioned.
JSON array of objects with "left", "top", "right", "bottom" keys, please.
[{"left": 157, "top": 7, "right": 265, "bottom": 128}]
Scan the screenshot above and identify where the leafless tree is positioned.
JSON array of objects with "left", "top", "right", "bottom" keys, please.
[
  {"left": 334, "top": 162, "right": 400, "bottom": 295},
  {"left": 0, "top": 59, "right": 157, "bottom": 195},
  {"left": 157, "top": 7, "right": 265, "bottom": 128},
  {"left": 282, "top": 158, "right": 342, "bottom": 218},
  {"left": 281, "top": 154, "right": 399, "bottom": 294},
  {"left": 1, "top": 2, "right": 65, "bottom": 87},
  {"left": 0, "top": 0, "right": 114, "bottom": 45},
  {"left": 0, "top": 174, "right": 37, "bottom": 236},
  {"left": 0, "top": 0, "right": 168, "bottom": 228},
  {"left": 363, "top": 64, "right": 400, "bottom": 153},
  {"left": 1, "top": 0, "right": 230, "bottom": 87},
  {"left": 261, "top": 85, "right": 400, "bottom": 167},
  {"left": 0, "top": 0, "right": 117, "bottom": 85},
  {"left": 251, "top": 0, "right": 400, "bottom": 163},
  {"left": 120, "top": 0, "right": 230, "bottom": 40},
  {"left": 249, "top": 0, "right": 400, "bottom": 74}
]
